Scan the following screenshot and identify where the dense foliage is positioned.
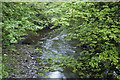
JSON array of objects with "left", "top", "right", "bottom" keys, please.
[
  {"left": 2, "top": 2, "right": 50, "bottom": 47},
  {"left": 2, "top": 2, "right": 120, "bottom": 79},
  {"left": 2, "top": 2, "right": 49, "bottom": 77},
  {"left": 46, "top": 2, "right": 120, "bottom": 79}
]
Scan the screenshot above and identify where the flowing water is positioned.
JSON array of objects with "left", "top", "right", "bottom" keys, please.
[
  {"left": 3, "top": 28, "right": 118, "bottom": 79},
  {"left": 3, "top": 29, "right": 81, "bottom": 78}
]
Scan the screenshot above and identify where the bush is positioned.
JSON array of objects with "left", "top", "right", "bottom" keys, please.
[
  {"left": 46, "top": 2, "right": 120, "bottom": 79},
  {"left": 2, "top": 2, "right": 47, "bottom": 47}
]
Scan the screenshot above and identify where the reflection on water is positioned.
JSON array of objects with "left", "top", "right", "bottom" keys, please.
[{"left": 48, "top": 71, "right": 65, "bottom": 78}]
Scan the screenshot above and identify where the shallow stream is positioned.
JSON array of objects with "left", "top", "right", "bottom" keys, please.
[
  {"left": 3, "top": 29, "right": 81, "bottom": 78},
  {"left": 3, "top": 28, "right": 118, "bottom": 79}
]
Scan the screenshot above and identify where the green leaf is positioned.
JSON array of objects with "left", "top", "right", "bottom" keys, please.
[{"left": 10, "top": 38, "right": 17, "bottom": 43}]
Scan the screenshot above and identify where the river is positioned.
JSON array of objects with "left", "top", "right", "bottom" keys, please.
[
  {"left": 2, "top": 28, "right": 118, "bottom": 79},
  {"left": 3, "top": 28, "right": 81, "bottom": 78}
]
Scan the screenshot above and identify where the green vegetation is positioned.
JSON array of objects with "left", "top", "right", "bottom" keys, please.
[
  {"left": 48, "top": 2, "right": 120, "bottom": 79},
  {"left": 46, "top": 2, "right": 120, "bottom": 79},
  {"left": 2, "top": 2, "right": 120, "bottom": 79},
  {"left": 2, "top": 2, "right": 50, "bottom": 47},
  {"left": 2, "top": 2, "right": 49, "bottom": 78}
]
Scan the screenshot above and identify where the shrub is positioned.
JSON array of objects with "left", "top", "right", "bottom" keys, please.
[{"left": 46, "top": 2, "right": 120, "bottom": 78}]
